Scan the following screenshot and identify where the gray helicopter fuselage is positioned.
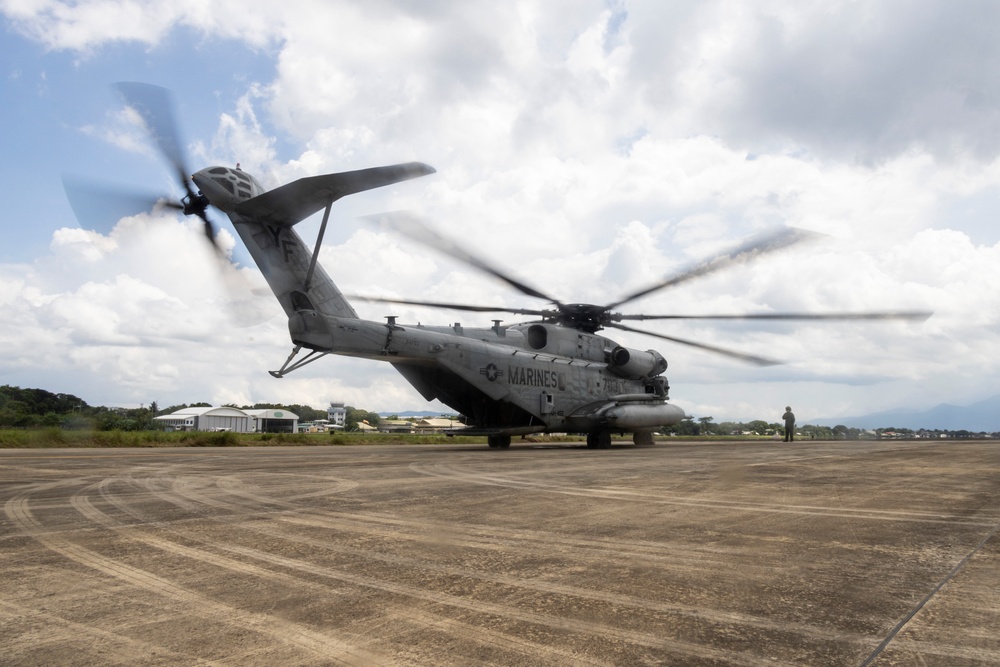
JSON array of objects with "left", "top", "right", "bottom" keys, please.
[
  {"left": 192, "top": 164, "right": 686, "bottom": 437},
  {"left": 287, "top": 311, "right": 683, "bottom": 434}
]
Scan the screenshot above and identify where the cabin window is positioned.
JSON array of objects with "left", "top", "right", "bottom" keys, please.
[
  {"left": 527, "top": 324, "right": 547, "bottom": 350},
  {"left": 212, "top": 177, "right": 235, "bottom": 194}
]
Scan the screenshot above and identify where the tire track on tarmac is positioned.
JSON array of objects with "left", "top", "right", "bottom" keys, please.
[
  {"left": 0, "top": 599, "right": 224, "bottom": 666},
  {"left": 4, "top": 481, "right": 383, "bottom": 667},
  {"left": 92, "top": 475, "right": 616, "bottom": 667},
  {"left": 156, "top": 468, "right": 868, "bottom": 656},
  {"left": 92, "top": 468, "right": 797, "bottom": 664},
  {"left": 411, "top": 463, "right": 1000, "bottom": 526},
  {"left": 214, "top": 472, "right": 759, "bottom": 570},
  {"left": 260, "top": 513, "right": 862, "bottom": 647},
  {"left": 97, "top": 480, "right": 609, "bottom": 665},
  {"left": 220, "top": 541, "right": 763, "bottom": 666}
]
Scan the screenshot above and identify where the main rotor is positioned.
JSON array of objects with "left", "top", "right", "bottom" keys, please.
[{"left": 354, "top": 212, "right": 933, "bottom": 366}]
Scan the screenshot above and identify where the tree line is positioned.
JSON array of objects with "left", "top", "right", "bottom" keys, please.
[
  {"left": 661, "top": 415, "right": 1000, "bottom": 439},
  {"left": 3, "top": 385, "right": 997, "bottom": 437},
  {"left": 0, "top": 385, "right": 378, "bottom": 432}
]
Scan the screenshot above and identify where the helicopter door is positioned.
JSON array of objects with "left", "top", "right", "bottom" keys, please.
[{"left": 540, "top": 391, "right": 554, "bottom": 415}]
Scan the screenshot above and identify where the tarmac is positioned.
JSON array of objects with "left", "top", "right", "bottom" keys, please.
[{"left": 2, "top": 438, "right": 999, "bottom": 666}]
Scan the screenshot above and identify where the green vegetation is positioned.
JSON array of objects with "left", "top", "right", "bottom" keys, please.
[
  {"left": 0, "top": 429, "right": 575, "bottom": 449},
  {"left": 2, "top": 385, "right": 997, "bottom": 448},
  {"left": 663, "top": 416, "right": 802, "bottom": 437},
  {"left": 661, "top": 415, "right": 998, "bottom": 440},
  {"left": 0, "top": 385, "right": 165, "bottom": 431},
  {"left": 344, "top": 406, "right": 381, "bottom": 431}
]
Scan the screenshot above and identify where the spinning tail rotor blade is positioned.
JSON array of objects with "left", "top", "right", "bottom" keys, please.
[
  {"left": 606, "top": 227, "right": 821, "bottom": 311},
  {"left": 115, "top": 82, "right": 222, "bottom": 253},
  {"left": 60, "top": 84, "right": 272, "bottom": 326},
  {"left": 367, "top": 211, "right": 562, "bottom": 305},
  {"left": 115, "top": 83, "right": 190, "bottom": 192},
  {"left": 607, "top": 322, "right": 781, "bottom": 366},
  {"left": 62, "top": 175, "right": 182, "bottom": 231}
]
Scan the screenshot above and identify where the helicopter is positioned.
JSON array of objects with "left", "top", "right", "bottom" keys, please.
[{"left": 76, "top": 83, "right": 932, "bottom": 449}]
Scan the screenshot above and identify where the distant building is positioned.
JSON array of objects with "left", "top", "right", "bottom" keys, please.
[
  {"left": 298, "top": 420, "right": 330, "bottom": 434},
  {"left": 328, "top": 402, "right": 346, "bottom": 429},
  {"left": 377, "top": 417, "right": 461, "bottom": 434},
  {"left": 414, "top": 418, "right": 460, "bottom": 433},
  {"left": 155, "top": 407, "right": 298, "bottom": 433},
  {"left": 244, "top": 409, "right": 299, "bottom": 434},
  {"left": 379, "top": 419, "right": 415, "bottom": 434},
  {"left": 154, "top": 407, "right": 253, "bottom": 432}
]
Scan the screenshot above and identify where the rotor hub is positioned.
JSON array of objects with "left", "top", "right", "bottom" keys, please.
[
  {"left": 181, "top": 192, "right": 210, "bottom": 217},
  {"left": 551, "top": 304, "right": 619, "bottom": 333}
]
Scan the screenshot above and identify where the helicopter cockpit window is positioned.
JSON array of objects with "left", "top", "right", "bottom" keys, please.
[
  {"left": 527, "top": 324, "right": 548, "bottom": 350},
  {"left": 212, "top": 177, "right": 235, "bottom": 194},
  {"left": 209, "top": 167, "right": 229, "bottom": 175}
]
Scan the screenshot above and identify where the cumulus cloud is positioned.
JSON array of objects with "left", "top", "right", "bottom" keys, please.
[
  {"left": 1, "top": 0, "right": 282, "bottom": 51},
  {"left": 3, "top": 0, "right": 1000, "bottom": 421},
  {"left": 675, "top": 1, "right": 1000, "bottom": 163},
  {"left": 0, "top": 208, "right": 449, "bottom": 409}
]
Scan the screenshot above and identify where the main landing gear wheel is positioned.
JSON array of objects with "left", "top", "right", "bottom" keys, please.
[
  {"left": 586, "top": 431, "right": 612, "bottom": 449},
  {"left": 488, "top": 434, "right": 511, "bottom": 449},
  {"left": 633, "top": 431, "right": 655, "bottom": 447}
]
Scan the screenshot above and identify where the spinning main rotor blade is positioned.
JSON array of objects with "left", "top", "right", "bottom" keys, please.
[
  {"left": 605, "top": 227, "right": 820, "bottom": 311},
  {"left": 607, "top": 322, "right": 781, "bottom": 366},
  {"left": 367, "top": 212, "right": 561, "bottom": 305},
  {"left": 619, "top": 310, "right": 934, "bottom": 322},
  {"left": 348, "top": 294, "right": 549, "bottom": 317}
]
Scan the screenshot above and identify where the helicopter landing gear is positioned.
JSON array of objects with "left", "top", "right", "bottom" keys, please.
[
  {"left": 488, "top": 434, "right": 511, "bottom": 449},
  {"left": 587, "top": 431, "right": 612, "bottom": 449},
  {"left": 633, "top": 431, "right": 655, "bottom": 447}
]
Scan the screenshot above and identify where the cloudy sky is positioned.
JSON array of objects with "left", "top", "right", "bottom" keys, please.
[{"left": 3, "top": 0, "right": 1000, "bottom": 423}]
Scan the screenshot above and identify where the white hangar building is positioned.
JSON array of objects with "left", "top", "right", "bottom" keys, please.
[
  {"left": 154, "top": 407, "right": 254, "bottom": 432},
  {"left": 155, "top": 407, "right": 300, "bottom": 433}
]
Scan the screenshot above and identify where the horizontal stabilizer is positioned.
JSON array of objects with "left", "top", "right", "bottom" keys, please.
[{"left": 236, "top": 161, "right": 435, "bottom": 226}]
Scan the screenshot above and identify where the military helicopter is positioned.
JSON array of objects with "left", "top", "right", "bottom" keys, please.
[{"left": 76, "top": 83, "right": 931, "bottom": 449}]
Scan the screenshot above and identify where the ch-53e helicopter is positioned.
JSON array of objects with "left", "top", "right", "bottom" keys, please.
[{"left": 76, "top": 83, "right": 931, "bottom": 448}]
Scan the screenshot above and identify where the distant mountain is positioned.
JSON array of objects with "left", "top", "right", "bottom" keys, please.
[{"left": 812, "top": 394, "right": 1000, "bottom": 432}]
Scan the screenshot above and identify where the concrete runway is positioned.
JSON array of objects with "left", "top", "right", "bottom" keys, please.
[{"left": 2, "top": 439, "right": 999, "bottom": 666}]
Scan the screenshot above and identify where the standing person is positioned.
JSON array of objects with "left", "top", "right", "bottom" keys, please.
[{"left": 782, "top": 406, "right": 795, "bottom": 442}]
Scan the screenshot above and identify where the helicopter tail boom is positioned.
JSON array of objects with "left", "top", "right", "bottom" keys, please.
[{"left": 216, "top": 163, "right": 436, "bottom": 325}]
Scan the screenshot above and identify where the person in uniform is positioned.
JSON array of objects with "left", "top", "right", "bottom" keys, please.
[{"left": 782, "top": 406, "right": 795, "bottom": 442}]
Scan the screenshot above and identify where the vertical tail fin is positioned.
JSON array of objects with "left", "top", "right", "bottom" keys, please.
[{"left": 217, "top": 162, "right": 435, "bottom": 321}]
